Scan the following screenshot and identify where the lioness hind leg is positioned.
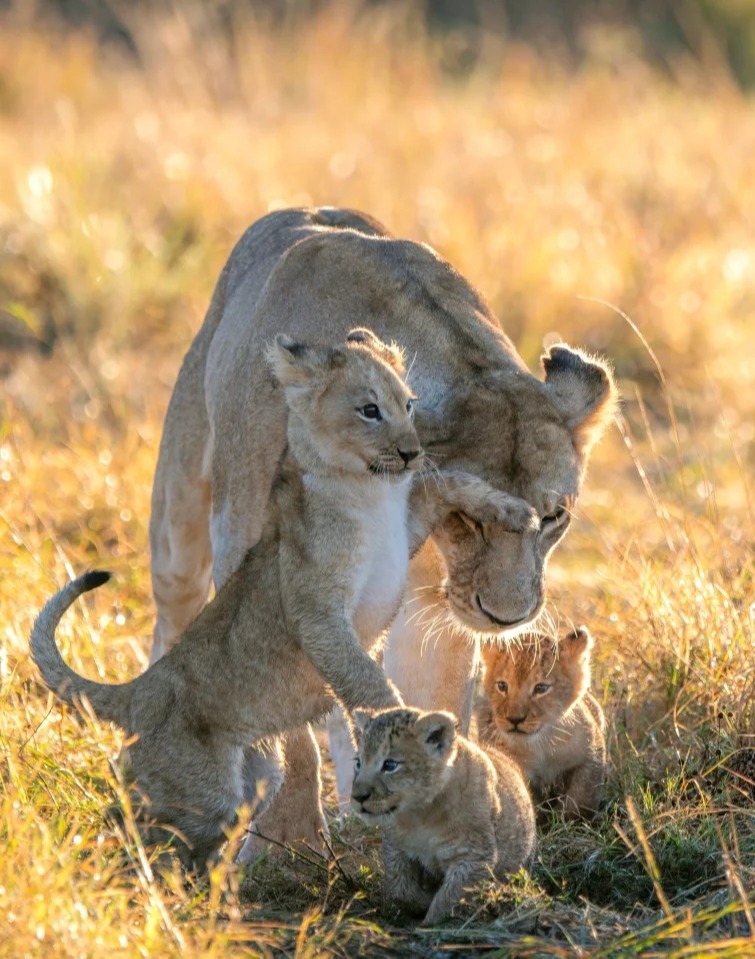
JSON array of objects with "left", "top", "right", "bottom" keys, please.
[
  {"left": 237, "top": 725, "right": 328, "bottom": 863},
  {"left": 149, "top": 469, "right": 213, "bottom": 663}
]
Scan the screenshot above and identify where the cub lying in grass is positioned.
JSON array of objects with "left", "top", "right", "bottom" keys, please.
[
  {"left": 478, "top": 627, "right": 606, "bottom": 820},
  {"left": 351, "top": 706, "right": 536, "bottom": 925},
  {"left": 30, "top": 328, "right": 537, "bottom": 868}
]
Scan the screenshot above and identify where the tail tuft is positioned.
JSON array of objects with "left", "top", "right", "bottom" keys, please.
[{"left": 82, "top": 570, "right": 112, "bottom": 591}]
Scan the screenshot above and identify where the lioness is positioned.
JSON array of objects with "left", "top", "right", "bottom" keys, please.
[
  {"left": 148, "top": 207, "right": 617, "bottom": 851},
  {"left": 478, "top": 627, "right": 606, "bottom": 819},
  {"left": 31, "top": 330, "right": 536, "bottom": 866},
  {"left": 352, "top": 706, "right": 536, "bottom": 925}
]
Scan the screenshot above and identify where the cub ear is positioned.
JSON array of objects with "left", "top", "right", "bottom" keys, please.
[
  {"left": 542, "top": 344, "right": 618, "bottom": 453},
  {"left": 347, "top": 327, "right": 406, "bottom": 376},
  {"left": 560, "top": 625, "right": 593, "bottom": 659},
  {"left": 352, "top": 709, "right": 375, "bottom": 735},
  {"left": 266, "top": 335, "right": 347, "bottom": 389},
  {"left": 414, "top": 710, "right": 458, "bottom": 757}
]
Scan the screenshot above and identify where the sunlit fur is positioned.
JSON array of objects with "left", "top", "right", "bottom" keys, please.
[
  {"left": 351, "top": 706, "right": 535, "bottom": 925},
  {"left": 478, "top": 627, "right": 607, "bottom": 819}
]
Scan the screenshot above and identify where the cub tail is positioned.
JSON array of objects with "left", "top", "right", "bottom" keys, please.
[{"left": 30, "top": 571, "right": 131, "bottom": 728}]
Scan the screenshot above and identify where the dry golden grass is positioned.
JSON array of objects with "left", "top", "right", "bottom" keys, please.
[{"left": 1, "top": 3, "right": 753, "bottom": 956}]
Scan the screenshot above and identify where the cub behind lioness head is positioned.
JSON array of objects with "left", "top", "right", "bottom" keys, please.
[
  {"left": 478, "top": 627, "right": 606, "bottom": 820},
  {"left": 351, "top": 706, "right": 535, "bottom": 925}
]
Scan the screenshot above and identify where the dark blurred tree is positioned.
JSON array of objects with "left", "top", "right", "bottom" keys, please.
[{"left": 4, "top": 0, "right": 755, "bottom": 85}]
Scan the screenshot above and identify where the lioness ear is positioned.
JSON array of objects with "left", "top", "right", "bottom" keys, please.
[
  {"left": 542, "top": 344, "right": 618, "bottom": 453},
  {"left": 560, "top": 625, "right": 593, "bottom": 660},
  {"left": 414, "top": 711, "right": 457, "bottom": 757},
  {"left": 266, "top": 335, "right": 346, "bottom": 389},
  {"left": 347, "top": 327, "right": 406, "bottom": 376}
]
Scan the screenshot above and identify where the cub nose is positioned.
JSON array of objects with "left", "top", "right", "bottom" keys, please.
[
  {"left": 352, "top": 788, "right": 372, "bottom": 804},
  {"left": 507, "top": 715, "right": 527, "bottom": 728},
  {"left": 398, "top": 448, "right": 421, "bottom": 467}
]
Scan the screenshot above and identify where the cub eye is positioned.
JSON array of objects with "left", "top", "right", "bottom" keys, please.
[
  {"left": 496, "top": 681, "right": 508, "bottom": 694},
  {"left": 354, "top": 757, "right": 361, "bottom": 771},
  {"left": 533, "top": 683, "right": 551, "bottom": 695},
  {"left": 381, "top": 759, "right": 400, "bottom": 773},
  {"left": 406, "top": 398, "right": 417, "bottom": 415},
  {"left": 358, "top": 404, "right": 382, "bottom": 422}
]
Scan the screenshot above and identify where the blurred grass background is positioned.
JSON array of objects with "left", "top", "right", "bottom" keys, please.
[{"left": 1, "top": 1, "right": 754, "bottom": 956}]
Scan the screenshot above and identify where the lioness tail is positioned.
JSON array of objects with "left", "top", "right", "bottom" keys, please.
[{"left": 30, "top": 571, "right": 131, "bottom": 727}]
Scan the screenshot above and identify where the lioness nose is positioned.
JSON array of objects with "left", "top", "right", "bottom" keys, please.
[
  {"left": 398, "top": 448, "right": 421, "bottom": 466},
  {"left": 352, "top": 788, "right": 372, "bottom": 803}
]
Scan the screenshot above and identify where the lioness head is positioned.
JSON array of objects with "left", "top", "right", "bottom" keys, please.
[
  {"left": 267, "top": 327, "right": 422, "bottom": 478},
  {"left": 481, "top": 626, "right": 593, "bottom": 735},
  {"left": 420, "top": 344, "right": 617, "bottom": 632},
  {"left": 431, "top": 520, "right": 547, "bottom": 632},
  {"left": 350, "top": 706, "right": 458, "bottom": 821}
]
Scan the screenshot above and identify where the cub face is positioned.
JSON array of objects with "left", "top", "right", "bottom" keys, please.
[
  {"left": 268, "top": 327, "right": 422, "bottom": 478},
  {"left": 482, "top": 627, "right": 593, "bottom": 735},
  {"left": 350, "top": 707, "right": 457, "bottom": 822}
]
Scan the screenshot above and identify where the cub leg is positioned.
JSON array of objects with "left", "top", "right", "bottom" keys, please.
[
  {"left": 382, "top": 835, "right": 435, "bottom": 915},
  {"left": 238, "top": 725, "right": 328, "bottom": 862},
  {"left": 562, "top": 760, "right": 605, "bottom": 820},
  {"left": 421, "top": 860, "right": 490, "bottom": 926}
]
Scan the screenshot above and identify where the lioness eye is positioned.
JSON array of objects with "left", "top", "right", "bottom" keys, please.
[
  {"left": 354, "top": 757, "right": 361, "bottom": 771},
  {"left": 382, "top": 759, "right": 400, "bottom": 773},
  {"left": 542, "top": 505, "right": 568, "bottom": 528},
  {"left": 406, "top": 398, "right": 415, "bottom": 414},
  {"left": 496, "top": 681, "right": 508, "bottom": 693},
  {"left": 533, "top": 683, "right": 551, "bottom": 695},
  {"left": 358, "top": 404, "right": 382, "bottom": 422}
]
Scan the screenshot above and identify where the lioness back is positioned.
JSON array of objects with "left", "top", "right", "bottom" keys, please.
[
  {"left": 478, "top": 626, "right": 606, "bottom": 820},
  {"left": 351, "top": 706, "right": 535, "bottom": 925}
]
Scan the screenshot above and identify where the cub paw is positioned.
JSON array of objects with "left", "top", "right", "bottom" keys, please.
[{"left": 478, "top": 492, "right": 538, "bottom": 533}]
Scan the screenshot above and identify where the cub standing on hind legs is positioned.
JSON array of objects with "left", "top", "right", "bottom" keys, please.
[
  {"left": 31, "top": 329, "right": 537, "bottom": 868},
  {"left": 477, "top": 626, "right": 606, "bottom": 820},
  {"left": 351, "top": 706, "right": 536, "bottom": 926}
]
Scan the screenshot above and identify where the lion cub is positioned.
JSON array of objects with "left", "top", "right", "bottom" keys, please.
[
  {"left": 478, "top": 627, "right": 606, "bottom": 820},
  {"left": 31, "top": 329, "right": 535, "bottom": 868},
  {"left": 352, "top": 707, "right": 536, "bottom": 926}
]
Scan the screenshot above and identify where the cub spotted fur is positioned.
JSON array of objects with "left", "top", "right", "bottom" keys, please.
[
  {"left": 351, "top": 706, "right": 536, "bottom": 926},
  {"left": 478, "top": 627, "right": 606, "bottom": 820},
  {"left": 31, "top": 329, "right": 537, "bottom": 867}
]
